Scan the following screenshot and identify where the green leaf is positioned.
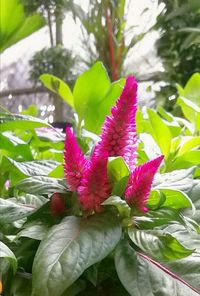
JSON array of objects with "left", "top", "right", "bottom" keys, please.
[
  {"left": 102, "top": 196, "right": 131, "bottom": 218},
  {"left": 32, "top": 212, "right": 122, "bottom": 296},
  {"left": 0, "top": 132, "right": 33, "bottom": 160},
  {"left": 17, "top": 221, "right": 49, "bottom": 241},
  {"left": 115, "top": 240, "right": 200, "bottom": 296},
  {"left": 134, "top": 207, "right": 184, "bottom": 229},
  {"left": 171, "top": 151, "right": 200, "bottom": 170},
  {"left": 84, "top": 79, "right": 125, "bottom": 134},
  {"left": 178, "top": 136, "right": 200, "bottom": 156},
  {"left": 177, "top": 97, "right": 200, "bottom": 130},
  {"left": 16, "top": 176, "right": 67, "bottom": 194},
  {"left": 163, "top": 224, "right": 200, "bottom": 291},
  {"left": 0, "top": 0, "right": 45, "bottom": 52},
  {"left": 0, "top": 195, "right": 47, "bottom": 224},
  {"left": 108, "top": 157, "right": 129, "bottom": 183},
  {"left": 0, "top": 242, "right": 17, "bottom": 272},
  {"left": 153, "top": 168, "right": 195, "bottom": 194},
  {"left": 48, "top": 164, "right": 64, "bottom": 178},
  {"left": 128, "top": 228, "right": 194, "bottom": 261},
  {"left": 4, "top": 157, "right": 59, "bottom": 178},
  {"left": 40, "top": 74, "right": 74, "bottom": 107},
  {"left": 0, "top": 113, "right": 50, "bottom": 131},
  {"left": 147, "top": 109, "right": 172, "bottom": 156},
  {"left": 178, "top": 73, "right": 200, "bottom": 106},
  {"left": 148, "top": 189, "right": 193, "bottom": 210},
  {"left": 73, "top": 62, "right": 110, "bottom": 123},
  {"left": 35, "top": 127, "right": 65, "bottom": 143}
]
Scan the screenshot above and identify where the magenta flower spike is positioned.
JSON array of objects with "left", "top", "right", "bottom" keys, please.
[
  {"left": 78, "top": 153, "right": 111, "bottom": 212},
  {"left": 64, "top": 127, "right": 88, "bottom": 191},
  {"left": 94, "top": 76, "right": 138, "bottom": 170},
  {"left": 125, "top": 155, "right": 164, "bottom": 212}
]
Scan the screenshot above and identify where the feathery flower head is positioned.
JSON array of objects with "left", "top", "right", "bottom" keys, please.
[
  {"left": 125, "top": 155, "right": 164, "bottom": 212},
  {"left": 94, "top": 76, "right": 138, "bottom": 170},
  {"left": 64, "top": 127, "right": 88, "bottom": 191},
  {"left": 78, "top": 153, "right": 111, "bottom": 212}
]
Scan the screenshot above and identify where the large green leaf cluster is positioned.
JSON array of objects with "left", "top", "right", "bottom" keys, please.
[{"left": 0, "top": 64, "right": 200, "bottom": 295}]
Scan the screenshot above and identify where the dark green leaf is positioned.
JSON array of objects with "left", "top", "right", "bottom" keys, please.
[
  {"left": 115, "top": 240, "right": 200, "bottom": 296},
  {"left": 32, "top": 212, "right": 122, "bottom": 296}
]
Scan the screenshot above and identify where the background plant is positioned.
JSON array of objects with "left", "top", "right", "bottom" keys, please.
[{"left": 0, "top": 64, "right": 200, "bottom": 295}]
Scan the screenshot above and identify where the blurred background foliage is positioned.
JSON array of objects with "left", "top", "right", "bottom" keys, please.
[
  {"left": 0, "top": 0, "right": 200, "bottom": 122},
  {"left": 155, "top": 0, "right": 200, "bottom": 110}
]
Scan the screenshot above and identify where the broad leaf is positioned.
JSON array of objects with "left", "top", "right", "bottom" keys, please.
[
  {"left": 115, "top": 240, "right": 200, "bottom": 296},
  {"left": 32, "top": 212, "right": 122, "bottom": 296},
  {"left": 170, "top": 151, "right": 200, "bottom": 170},
  {"left": 178, "top": 136, "right": 200, "bottom": 156},
  {"left": 147, "top": 109, "right": 172, "bottom": 156},
  {"left": 4, "top": 157, "right": 59, "bottom": 178},
  {"left": 128, "top": 228, "right": 193, "bottom": 261},
  {"left": 40, "top": 74, "right": 74, "bottom": 107},
  {"left": 0, "top": 195, "right": 47, "bottom": 224},
  {"left": 134, "top": 207, "right": 184, "bottom": 229},
  {"left": 148, "top": 189, "right": 193, "bottom": 210},
  {"left": 18, "top": 221, "right": 49, "bottom": 241},
  {"left": 153, "top": 168, "right": 195, "bottom": 194},
  {"left": 16, "top": 176, "right": 67, "bottom": 194},
  {"left": 84, "top": 79, "right": 125, "bottom": 134},
  {"left": 73, "top": 62, "right": 110, "bottom": 123}
]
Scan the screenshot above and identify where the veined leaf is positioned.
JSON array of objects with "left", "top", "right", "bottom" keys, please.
[
  {"left": 153, "top": 168, "right": 195, "bottom": 194},
  {"left": 32, "top": 212, "right": 122, "bottom": 296},
  {"left": 115, "top": 240, "right": 200, "bottom": 296},
  {"left": 134, "top": 207, "right": 184, "bottom": 229},
  {"left": 128, "top": 228, "right": 194, "bottom": 261},
  {"left": 16, "top": 176, "right": 67, "bottom": 194},
  {"left": 0, "top": 195, "right": 47, "bottom": 224},
  {"left": 3, "top": 157, "right": 59, "bottom": 178}
]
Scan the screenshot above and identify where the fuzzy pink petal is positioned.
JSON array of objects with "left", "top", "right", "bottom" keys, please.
[
  {"left": 78, "top": 153, "right": 111, "bottom": 212},
  {"left": 94, "top": 76, "right": 138, "bottom": 170},
  {"left": 64, "top": 127, "right": 88, "bottom": 191},
  {"left": 125, "top": 155, "right": 164, "bottom": 212}
]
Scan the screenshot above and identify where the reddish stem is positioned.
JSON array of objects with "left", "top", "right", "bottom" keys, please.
[{"left": 106, "top": 7, "right": 118, "bottom": 81}]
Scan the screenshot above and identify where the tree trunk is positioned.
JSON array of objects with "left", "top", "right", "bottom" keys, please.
[{"left": 53, "top": 2, "right": 64, "bottom": 121}]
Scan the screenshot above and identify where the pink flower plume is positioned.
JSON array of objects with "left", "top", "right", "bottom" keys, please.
[
  {"left": 125, "top": 155, "right": 164, "bottom": 212},
  {"left": 78, "top": 153, "right": 111, "bottom": 212},
  {"left": 64, "top": 127, "right": 88, "bottom": 191},
  {"left": 94, "top": 76, "right": 138, "bottom": 170}
]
